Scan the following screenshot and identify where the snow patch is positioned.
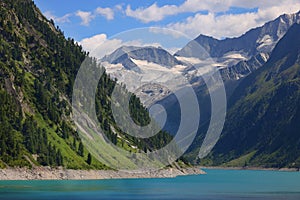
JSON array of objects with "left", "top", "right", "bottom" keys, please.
[
  {"left": 223, "top": 52, "right": 247, "bottom": 60},
  {"left": 175, "top": 56, "right": 203, "bottom": 64},
  {"left": 257, "top": 35, "right": 274, "bottom": 50}
]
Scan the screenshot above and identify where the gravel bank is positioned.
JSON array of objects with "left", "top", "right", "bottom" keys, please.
[{"left": 0, "top": 167, "right": 205, "bottom": 180}]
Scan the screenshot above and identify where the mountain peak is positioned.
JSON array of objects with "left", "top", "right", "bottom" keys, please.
[
  {"left": 102, "top": 45, "right": 183, "bottom": 69},
  {"left": 177, "top": 11, "right": 300, "bottom": 60},
  {"left": 280, "top": 10, "right": 300, "bottom": 20}
]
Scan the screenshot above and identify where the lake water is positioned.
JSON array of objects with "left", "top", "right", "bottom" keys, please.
[{"left": 0, "top": 169, "right": 300, "bottom": 200}]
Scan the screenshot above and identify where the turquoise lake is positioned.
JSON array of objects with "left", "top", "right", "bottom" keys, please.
[{"left": 0, "top": 169, "right": 300, "bottom": 199}]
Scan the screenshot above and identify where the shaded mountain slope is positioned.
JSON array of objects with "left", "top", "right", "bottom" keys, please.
[{"left": 199, "top": 24, "right": 300, "bottom": 168}]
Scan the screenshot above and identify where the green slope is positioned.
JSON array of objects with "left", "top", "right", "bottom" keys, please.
[
  {"left": 201, "top": 23, "right": 300, "bottom": 168},
  {"left": 0, "top": 0, "right": 172, "bottom": 169}
]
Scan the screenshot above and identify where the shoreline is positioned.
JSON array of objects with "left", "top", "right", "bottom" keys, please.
[
  {"left": 199, "top": 166, "right": 300, "bottom": 172},
  {"left": 0, "top": 166, "right": 205, "bottom": 181},
  {"left": 1, "top": 165, "right": 298, "bottom": 181}
]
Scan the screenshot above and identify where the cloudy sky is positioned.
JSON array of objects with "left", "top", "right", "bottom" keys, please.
[{"left": 34, "top": 0, "right": 300, "bottom": 52}]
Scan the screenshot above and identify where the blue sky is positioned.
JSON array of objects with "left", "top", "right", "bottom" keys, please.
[
  {"left": 34, "top": 0, "right": 188, "bottom": 40},
  {"left": 33, "top": 0, "right": 300, "bottom": 53}
]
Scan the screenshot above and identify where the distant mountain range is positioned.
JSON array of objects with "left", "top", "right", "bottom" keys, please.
[
  {"left": 102, "top": 11, "right": 300, "bottom": 97},
  {"left": 101, "top": 11, "right": 300, "bottom": 168},
  {"left": 177, "top": 11, "right": 300, "bottom": 82},
  {"left": 196, "top": 23, "right": 300, "bottom": 168},
  {"left": 101, "top": 46, "right": 190, "bottom": 106},
  {"left": 177, "top": 11, "right": 300, "bottom": 60}
]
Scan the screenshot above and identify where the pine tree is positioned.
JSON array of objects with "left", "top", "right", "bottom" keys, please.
[
  {"left": 56, "top": 149, "right": 63, "bottom": 166},
  {"left": 72, "top": 138, "right": 76, "bottom": 150},
  {"left": 78, "top": 141, "right": 84, "bottom": 157},
  {"left": 87, "top": 153, "right": 92, "bottom": 165}
]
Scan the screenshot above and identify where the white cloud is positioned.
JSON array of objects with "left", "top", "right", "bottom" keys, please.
[
  {"left": 80, "top": 34, "right": 108, "bottom": 53},
  {"left": 166, "top": 12, "right": 257, "bottom": 39},
  {"left": 179, "top": 0, "right": 231, "bottom": 13},
  {"left": 96, "top": 7, "right": 114, "bottom": 20},
  {"left": 76, "top": 10, "right": 95, "bottom": 26},
  {"left": 126, "top": 3, "right": 179, "bottom": 23},
  {"left": 125, "top": 0, "right": 300, "bottom": 24},
  {"left": 44, "top": 11, "right": 72, "bottom": 23},
  {"left": 80, "top": 34, "right": 172, "bottom": 59},
  {"left": 125, "top": 0, "right": 234, "bottom": 23},
  {"left": 79, "top": 34, "right": 139, "bottom": 58},
  {"left": 166, "top": 3, "right": 300, "bottom": 39}
]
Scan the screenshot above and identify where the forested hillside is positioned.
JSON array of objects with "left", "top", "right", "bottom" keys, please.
[{"left": 0, "top": 0, "right": 172, "bottom": 169}]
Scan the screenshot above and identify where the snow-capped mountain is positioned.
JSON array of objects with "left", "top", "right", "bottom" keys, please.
[
  {"left": 220, "top": 52, "right": 270, "bottom": 81},
  {"left": 176, "top": 11, "right": 300, "bottom": 81},
  {"left": 101, "top": 46, "right": 191, "bottom": 106},
  {"left": 177, "top": 11, "right": 300, "bottom": 60},
  {"left": 100, "top": 11, "right": 300, "bottom": 107},
  {"left": 101, "top": 46, "right": 184, "bottom": 70}
]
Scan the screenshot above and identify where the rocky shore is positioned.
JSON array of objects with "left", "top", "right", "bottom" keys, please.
[{"left": 0, "top": 167, "right": 205, "bottom": 180}]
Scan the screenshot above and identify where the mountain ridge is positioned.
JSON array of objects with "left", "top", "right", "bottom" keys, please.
[
  {"left": 176, "top": 11, "right": 300, "bottom": 59},
  {"left": 175, "top": 11, "right": 300, "bottom": 83},
  {"left": 102, "top": 45, "right": 184, "bottom": 70},
  {"left": 196, "top": 23, "right": 300, "bottom": 168}
]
